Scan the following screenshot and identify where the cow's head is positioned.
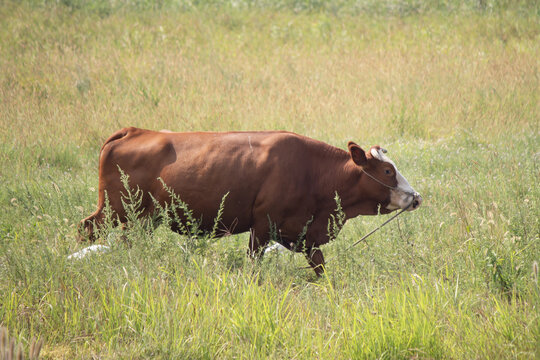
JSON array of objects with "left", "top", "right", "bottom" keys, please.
[{"left": 348, "top": 142, "right": 422, "bottom": 214}]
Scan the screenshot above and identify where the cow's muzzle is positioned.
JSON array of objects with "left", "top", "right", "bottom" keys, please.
[{"left": 409, "top": 192, "right": 423, "bottom": 211}]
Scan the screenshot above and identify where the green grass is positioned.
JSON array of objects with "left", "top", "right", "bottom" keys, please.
[{"left": 0, "top": 0, "right": 539, "bottom": 358}]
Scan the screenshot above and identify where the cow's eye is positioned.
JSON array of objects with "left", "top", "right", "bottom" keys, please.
[{"left": 385, "top": 169, "right": 392, "bottom": 175}]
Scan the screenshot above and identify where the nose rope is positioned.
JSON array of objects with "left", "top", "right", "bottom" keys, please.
[
  {"left": 297, "top": 199, "right": 415, "bottom": 270},
  {"left": 361, "top": 169, "right": 417, "bottom": 197},
  {"left": 288, "top": 169, "right": 421, "bottom": 272},
  {"left": 297, "top": 170, "right": 420, "bottom": 270},
  {"left": 342, "top": 199, "right": 413, "bottom": 252}
]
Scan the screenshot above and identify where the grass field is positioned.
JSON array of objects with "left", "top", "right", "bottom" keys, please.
[{"left": 0, "top": 0, "right": 539, "bottom": 358}]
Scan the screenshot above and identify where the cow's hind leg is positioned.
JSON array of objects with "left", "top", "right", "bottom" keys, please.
[
  {"left": 79, "top": 206, "right": 105, "bottom": 242},
  {"left": 79, "top": 203, "right": 158, "bottom": 244}
]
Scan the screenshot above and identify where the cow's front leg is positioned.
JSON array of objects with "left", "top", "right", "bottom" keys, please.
[
  {"left": 302, "top": 219, "right": 332, "bottom": 276},
  {"left": 305, "top": 246, "right": 325, "bottom": 276}
]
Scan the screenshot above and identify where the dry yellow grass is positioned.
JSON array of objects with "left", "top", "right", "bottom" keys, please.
[{"left": 1, "top": 5, "right": 538, "bottom": 151}]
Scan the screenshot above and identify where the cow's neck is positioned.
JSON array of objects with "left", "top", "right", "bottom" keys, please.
[{"left": 322, "top": 158, "right": 378, "bottom": 219}]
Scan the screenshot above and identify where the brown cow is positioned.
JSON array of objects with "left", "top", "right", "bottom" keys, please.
[{"left": 80, "top": 127, "right": 422, "bottom": 275}]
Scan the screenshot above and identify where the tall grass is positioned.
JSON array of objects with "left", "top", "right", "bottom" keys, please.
[{"left": 0, "top": 0, "right": 539, "bottom": 358}]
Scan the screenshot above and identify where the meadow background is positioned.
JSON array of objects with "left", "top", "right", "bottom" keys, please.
[{"left": 0, "top": 0, "right": 539, "bottom": 358}]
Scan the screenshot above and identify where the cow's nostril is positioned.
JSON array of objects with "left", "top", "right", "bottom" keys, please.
[{"left": 411, "top": 193, "right": 423, "bottom": 209}]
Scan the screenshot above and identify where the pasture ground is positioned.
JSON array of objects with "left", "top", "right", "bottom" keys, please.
[{"left": 0, "top": 1, "right": 539, "bottom": 358}]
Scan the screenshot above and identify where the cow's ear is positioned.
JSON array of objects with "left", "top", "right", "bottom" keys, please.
[{"left": 348, "top": 142, "right": 367, "bottom": 166}]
